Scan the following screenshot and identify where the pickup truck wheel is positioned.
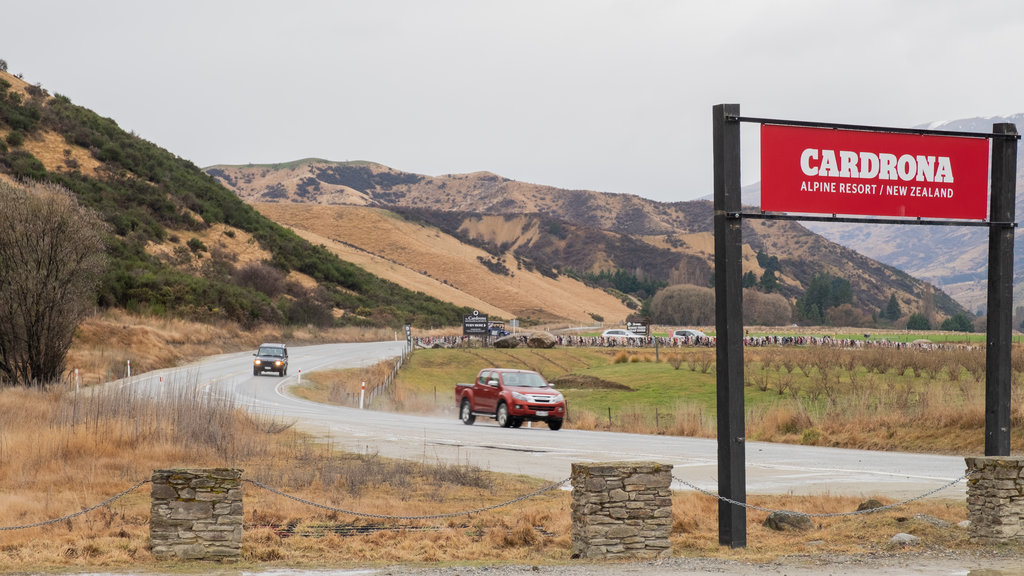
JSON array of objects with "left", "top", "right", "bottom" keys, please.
[
  {"left": 547, "top": 419, "right": 563, "bottom": 431},
  {"left": 496, "top": 402, "right": 511, "bottom": 428},
  {"left": 253, "top": 368, "right": 260, "bottom": 376},
  {"left": 511, "top": 418, "right": 523, "bottom": 428},
  {"left": 460, "top": 400, "right": 476, "bottom": 425}
]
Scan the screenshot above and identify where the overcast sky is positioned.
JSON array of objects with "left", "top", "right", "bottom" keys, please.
[{"left": 2, "top": 1, "right": 1021, "bottom": 203}]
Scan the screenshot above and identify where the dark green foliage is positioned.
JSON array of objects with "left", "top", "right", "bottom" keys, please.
[
  {"left": 759, "top": 269, "right": 779, "bottom": 292},
  {"left": 187, "top": 237, "right": 207, "bottom": 254},
  {"left": 940, "top": 312, "right": 974, "bottom": 332},
  {"left": 584, "top": 269, "right": 667, "bottom": 301},
  {"left": 756, "top": 249, "right": 781, "bottom": 292},
  {"left": 311, "top": 163, "right": 422, "bottom": 193},
  {"left": 796, "top": 272, "right": 853, "bottom": 325},
  {"left": 477, "top": 256, "right": 511, "bottom": 276},
  {"left": 742, "top": 270, "right": 758, "bottom": 288},
  {"left": 756, "top": 249, "right": 781, "bottom": 274},
  {"left": 882, "top": 293, "right": 902, "bottom": 321},
  {"left": 0, "top": 80, "right": 42, "bottom": 132},
  {"left": 906, "top": 312, "right": 931, "bottom": 330},
  {"left": 3, "top": 150, "right": 46, "bottom": 179}
]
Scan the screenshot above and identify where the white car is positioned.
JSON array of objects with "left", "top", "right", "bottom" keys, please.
[
  {"left": 672, "top": 329, "right": 707, "bottom": 340},
  {"left": 601, "top": 329, "right": 644, "bottom": 342}
]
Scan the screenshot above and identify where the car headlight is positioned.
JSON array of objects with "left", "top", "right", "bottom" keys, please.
[
  {"left": 512, "top": 391, "right": 529, "bottom": 402},
  {"left": 274, "top": 361, "right": 283, "bottom": 367},
  {"left": 552, "top": 393, "right": 564, "bottom": 403},
  {"left": 254, "top": 359, "right": 262, "bottom": 365}
]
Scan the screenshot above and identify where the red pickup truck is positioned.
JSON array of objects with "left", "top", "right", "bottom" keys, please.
[{"left": 455, "top": 368, "right": 566, "bottom": 430}]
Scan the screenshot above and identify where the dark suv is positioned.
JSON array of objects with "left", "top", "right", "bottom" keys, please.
[{"left": 253, "top": 343, "right": 288, "bottom": 377}]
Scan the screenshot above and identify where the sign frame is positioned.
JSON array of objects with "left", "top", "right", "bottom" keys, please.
[
  {"left": 760, "top": 123, "right": 991, "bottom": 220},
  {"left": 712, "top": 104, "right": 1019, "bottom": 549}
]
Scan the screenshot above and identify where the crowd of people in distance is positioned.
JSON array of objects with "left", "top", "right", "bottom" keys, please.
[{"left": 415, "top": 332, "right": 966, "bottom": 351}]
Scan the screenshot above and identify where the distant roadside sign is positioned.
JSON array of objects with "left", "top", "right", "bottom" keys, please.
[
  {"left": 463, "top": 310, "right": 489, "bottom": 336},
  {"left": 627, "top": 321, "right": 648, "bottom": 336}
]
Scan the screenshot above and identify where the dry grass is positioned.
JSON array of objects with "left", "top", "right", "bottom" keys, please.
[
  {"left": 0, "top": 377, "right": 985, "bottom": 572},
  {"left": 1, "top": 328, "right": 1017, "bottom": 572}
]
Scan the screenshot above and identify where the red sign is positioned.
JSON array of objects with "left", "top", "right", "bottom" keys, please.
[{"left": 761, "top": 125, "right": 990, "bottom": 219}]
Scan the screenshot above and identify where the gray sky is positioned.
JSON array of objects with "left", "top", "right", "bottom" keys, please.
[{"left": 2, "top": 0, "right": 1021, "bottom": 203}]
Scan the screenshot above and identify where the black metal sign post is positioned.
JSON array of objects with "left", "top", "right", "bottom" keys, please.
[
  {"left": 712, "top": 103, "right": 746, "bottom": 548},
  {"left": 986, "top": 122, "right": 1018, "bottom": 456},
  {"left": 710, "top": 104, "right": 1018, "bottom": 547}
]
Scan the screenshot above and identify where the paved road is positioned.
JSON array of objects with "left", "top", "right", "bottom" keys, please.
[{"left": 125, "top": 341, "right": 970, "bottom": 500}]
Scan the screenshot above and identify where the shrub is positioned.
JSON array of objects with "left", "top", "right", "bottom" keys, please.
[{"left": 186, "top": 237, "right": 207, "bottom": 254}]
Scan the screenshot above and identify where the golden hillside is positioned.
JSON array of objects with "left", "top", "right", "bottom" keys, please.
[{"left": 254, "top": 203, "right": 634, "bottom": 325}]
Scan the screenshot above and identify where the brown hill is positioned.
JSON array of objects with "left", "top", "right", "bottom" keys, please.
[
  {"left": 252, "top": 203, "right": 633, "bottom": 325},
  {"left": 208, "top": 160, "right": 966, "bottom": 324}
]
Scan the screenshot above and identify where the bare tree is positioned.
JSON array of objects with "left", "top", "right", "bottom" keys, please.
[
  {"left": 649, "top": 284, "right": 716, "bottom": 326},
  {"left": 0, "top": 180, "right": 107, "bottom": 386}
]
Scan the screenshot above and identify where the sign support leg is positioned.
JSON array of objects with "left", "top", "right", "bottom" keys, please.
[
  {"left": 985, "top": 123, "right": 1018, "bottom": 456},
  {"left": 712, "top": 103, "right": 746, "bottom": 548}
]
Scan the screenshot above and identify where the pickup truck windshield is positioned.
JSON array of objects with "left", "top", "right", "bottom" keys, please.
[{"left": 504, "top": 372, "right": 547, "bottom": 388}]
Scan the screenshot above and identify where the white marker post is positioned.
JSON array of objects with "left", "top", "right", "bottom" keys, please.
[{"left": 360, "top": 381, "right": 366, "bottom": 409}]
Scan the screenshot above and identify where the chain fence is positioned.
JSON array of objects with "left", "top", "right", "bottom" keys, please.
[
  {"left": 244, "top": 476, "right": 570, "bottom": 520},
  {"left": 0, "top": 479, "right": 150, "bottom": 531},
  {"left": 0, "top": 468, "right": 976, "bottom": 532},
  {"left": 673, "top": 470, "right": 974, "bottom": 518}
]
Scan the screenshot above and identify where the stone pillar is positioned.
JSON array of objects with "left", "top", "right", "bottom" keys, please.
[
  {"left": 965, "top": 457, "right": 1024, "bottom": 543},
  {"left": 150, "top": 468, "right": 243, "bottom": 560},
  {"left": 570, "top": 461, "right": 673, "bottom": 559}
]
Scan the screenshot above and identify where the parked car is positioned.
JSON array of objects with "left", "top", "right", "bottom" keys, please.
[
  {"left": 253, "top": 342, "right": 288, "bottom": 377},
  {"left": 601, "top": 328, "right": 644, "bottom": 342},
  {"left": 672, "top": 329, "right": 707, "bottom": 340}
]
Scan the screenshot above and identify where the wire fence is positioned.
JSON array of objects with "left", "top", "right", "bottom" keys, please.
[{"left": 0, "top": 467, "right": 973, "bottom": 532}]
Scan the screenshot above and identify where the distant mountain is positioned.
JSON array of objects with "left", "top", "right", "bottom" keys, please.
[{"left": 207, "top": 159, "right": 968, "bottom": 324}]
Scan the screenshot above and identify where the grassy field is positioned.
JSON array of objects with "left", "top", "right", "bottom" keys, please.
[{"left": 318, "top": 344, "right": 1024, "bottom": 455}]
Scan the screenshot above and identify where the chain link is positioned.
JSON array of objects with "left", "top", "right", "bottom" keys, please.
[
  {"left": 672, "top": 470, "right": 973, "bottom": 518},
  {"left": 0, "top": 479, "right": 151, "bottom": 531},
  {"left": 244, "top": 477, "right": 570, "bottom": 521}
]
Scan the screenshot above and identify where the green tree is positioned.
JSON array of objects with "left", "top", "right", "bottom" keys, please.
[
  {"left": 940, "top": 313, "right": 974, "bottom": 332},
  {"left": 906, "top": 312, "right": 931, "bottom": 331},
  {"left": 883, "top": 293, "right": 902, "bottom": 321},
  {"left": 0, "top": 181, "right": 108, "bottom": 386},
  {"left": 742, "top": 270, "right": 758, "bottom": 288},
  {"left": 796, "top": 272, "right": 853, "bottom": 325}
]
